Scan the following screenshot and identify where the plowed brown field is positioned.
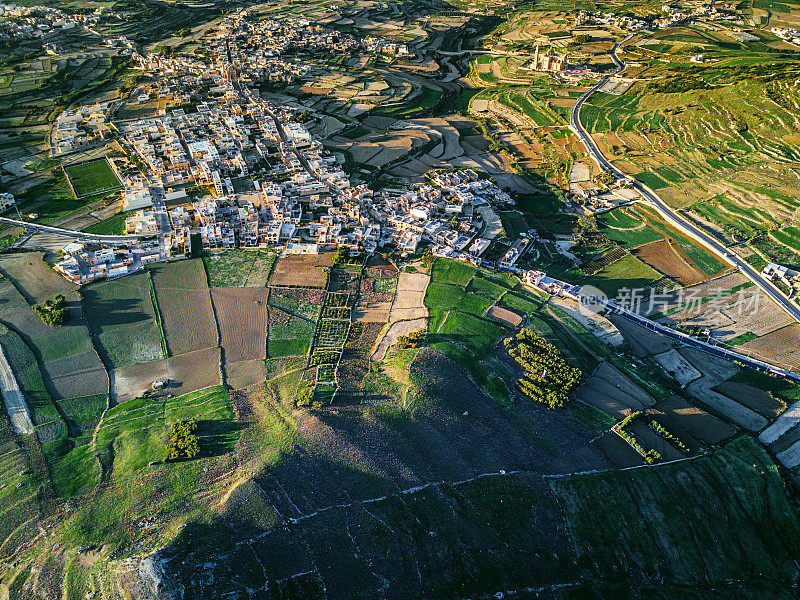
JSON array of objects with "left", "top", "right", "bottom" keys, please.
[
  {"left": 211, "top": 287, "right": 268, "bottom": 363},
  {"left": 150, "top": 260, "right": 218, "bottom": 356},
  {"left": 633, "top": 239, "right": 706, "bottom": 286}
]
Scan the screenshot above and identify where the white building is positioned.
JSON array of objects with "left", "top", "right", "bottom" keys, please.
[{"left": 0, "top": 192, "right": 15, "bottom": 212}]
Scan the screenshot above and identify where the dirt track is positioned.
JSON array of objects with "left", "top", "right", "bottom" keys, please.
[{"left": 0, "top": 345, "right": 33, "bottom": 434}]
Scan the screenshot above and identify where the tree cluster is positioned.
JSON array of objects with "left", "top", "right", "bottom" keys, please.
[
  {"left": 166, "top": 419, "right": 200, "bottom": 460},
  {"left": 505, "top": 329, "right": 581, "bottom": 409},
  {"left": 333, "top": 244, "right": 365, "bottom": 265},
  {"left": 397, "top": 330, "right": 425, "bottom": 349},
  {"left": 33, "top": 295, "right": 69, "bottom": 326},
  {"left": 618, "top": 427, "right": 661, "bottom": 464}
]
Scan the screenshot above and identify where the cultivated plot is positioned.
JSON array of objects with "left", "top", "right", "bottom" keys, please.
[
  {"left": 111, "top": 347, "right": 221, "bottom": 403},
  {"left": 269, "top": 253, "right": 333, "bottom": 288},
  {"left": 268, "top": 305, "right": 315, "bottom": 358},
  {"left": 204, "top": 249, "right": 277, "bottom": 288},
  {"left": 575, "top": 361, "right": 655, "bottom": 419},
  {"left": 0, "top": 252, "right": 76, "bottom": 304},
  {"left": 150, "top": 260, "right": 218, "bottom": 356},
  {"left": 211, "top": 287, "right": 268, "bottom": 363},
  {"left": 82, "top": 272, "right": 165, "bottom": 368},
  {"left": 0, "top": 273, "right": 106, "bottom": 401}
]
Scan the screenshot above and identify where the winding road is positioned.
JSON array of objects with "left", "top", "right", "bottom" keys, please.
[{"left": 569, "top": 34, "right": 800, "bottom": 325}]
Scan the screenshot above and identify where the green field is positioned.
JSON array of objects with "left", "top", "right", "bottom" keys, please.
[
  {"left": 634, "top": 171, "right": 670, "bottom": 190},
  {"left": 502, "top": 90, "right": 564, "bottom": 127},
  {"left": 268, "top": 305, "right": 314, "bottom": 357},
  {"left": 204, "top": 249, "right": 276, "bottom": 287},
  {"left": 64, "top": 386, "right": 236, "bottom": 548},
  {"left": 600, "top": 220, "right": 665, "bottom": 248},
  {"left": 598, "top": 208, "right": 643, "bottom": 229},
  {"left": 430, "top": 258, "right": 478, "bottom": 287},
  {"left": 437, "top": 311, "right": 506, "bottom": 355},
  {"left": 0, "top": 323, "right": 61, "bottom": 431},
  {"left": 472, "top": 55, "right": 500, "bottom": 84},
  {"left": 548, "top": 437, "right": 800, "bottom": 589},
  {"left": 466, "top": 271, "right": 515, "bottom": 299},
  {"left": 425, "top": 282, "right": 495, "bottom": 332},
  {"left": 423, "top": 258, "right": 543, "bottom": 405},
  {"left": 81, "top": 272, "right": 166, "bottom": 368},
  {"left": 341, "top": 125, "right": 370, "bottom": 139},
  {"left": 64, "top": 159, "right": 122, "bottom": 198},
  {"left": 578, "top": 254, "right": 663, "bottom": 297},
  {"left": 499, "top": 290, "right": 543, "bottom": 315},
  {"left": 691, "top": 196, "right": 768, "bottom": 241},
  {"left": 96, "top": 386, "right": 234, "bottom": 470},
  {"left": 83, "top": 212, "right": 127, "bottom": 235},
  {"left": 771, "top": 226, "right": 800, "bottom": 253},
  {"left": 268, "top": 290, "right": 322, "bottom": 321}
]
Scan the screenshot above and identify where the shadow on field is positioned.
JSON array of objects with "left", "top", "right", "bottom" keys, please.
[
  {"left": 198, "top": 419, "right": 248, "bottom": 458},
  {"left": 85, "top": 298, "right": 153, "bottom": 327}
]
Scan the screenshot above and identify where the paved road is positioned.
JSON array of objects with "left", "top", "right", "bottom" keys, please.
[
  {"left": 575, "top": 289, "right": 800, "bottom": 383},
  {"left": 0, "top": 216, "right": 142, "bottom": 244},
  {"left": 569, "top": 34, "right": 800, "bottom": 325}
]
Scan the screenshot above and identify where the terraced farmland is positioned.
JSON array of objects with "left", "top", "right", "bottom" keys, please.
[
  {"left": 549, "top": 437, "right": 800, "bottom": 588},
  {"left": 152, "top": 433, "right": 800, "bottom": 599},
  {"left": 582, "top": 62, "right": 800, "bottom": 267},
  {"left": 314, "top": 319, "right": 350, "bottom": 350},
  {"left": 424, "top": 258, "right": 538, "bottom": 405},
  {"left": 771, "top": 226, "right": 800, "bottom": 253},
  {"left": 578, "top": 254, "right": 663, "bottom": 297}
]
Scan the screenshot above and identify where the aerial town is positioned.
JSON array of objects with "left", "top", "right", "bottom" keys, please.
[
  {"left": 49, "top": 14, "right": 526, "bottom": 285},
  {"left": 4, "top": 0, "right": 800, "bottom": 598}
]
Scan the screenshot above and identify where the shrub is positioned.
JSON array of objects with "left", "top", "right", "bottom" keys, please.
[
  {"left": 333, "top": 245, "right": 365, "bottom": 265},
  {"left": 397, "top": 330, "right": 425, "bottom": 349},
  {"left": 618, "top": 410, "right": 642, "bottom": 430},
  {"left": 296, "top": 385, "right": 313, "bottom": 407},
  {"left": 166, "top": 419, "right": 200, "bottom": 460},
  {"left": 618, "top": 428, "right": 662, "bottom": 464},
  {"left": 33, "top": 294, "right": 69, "bottom": 326}
]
